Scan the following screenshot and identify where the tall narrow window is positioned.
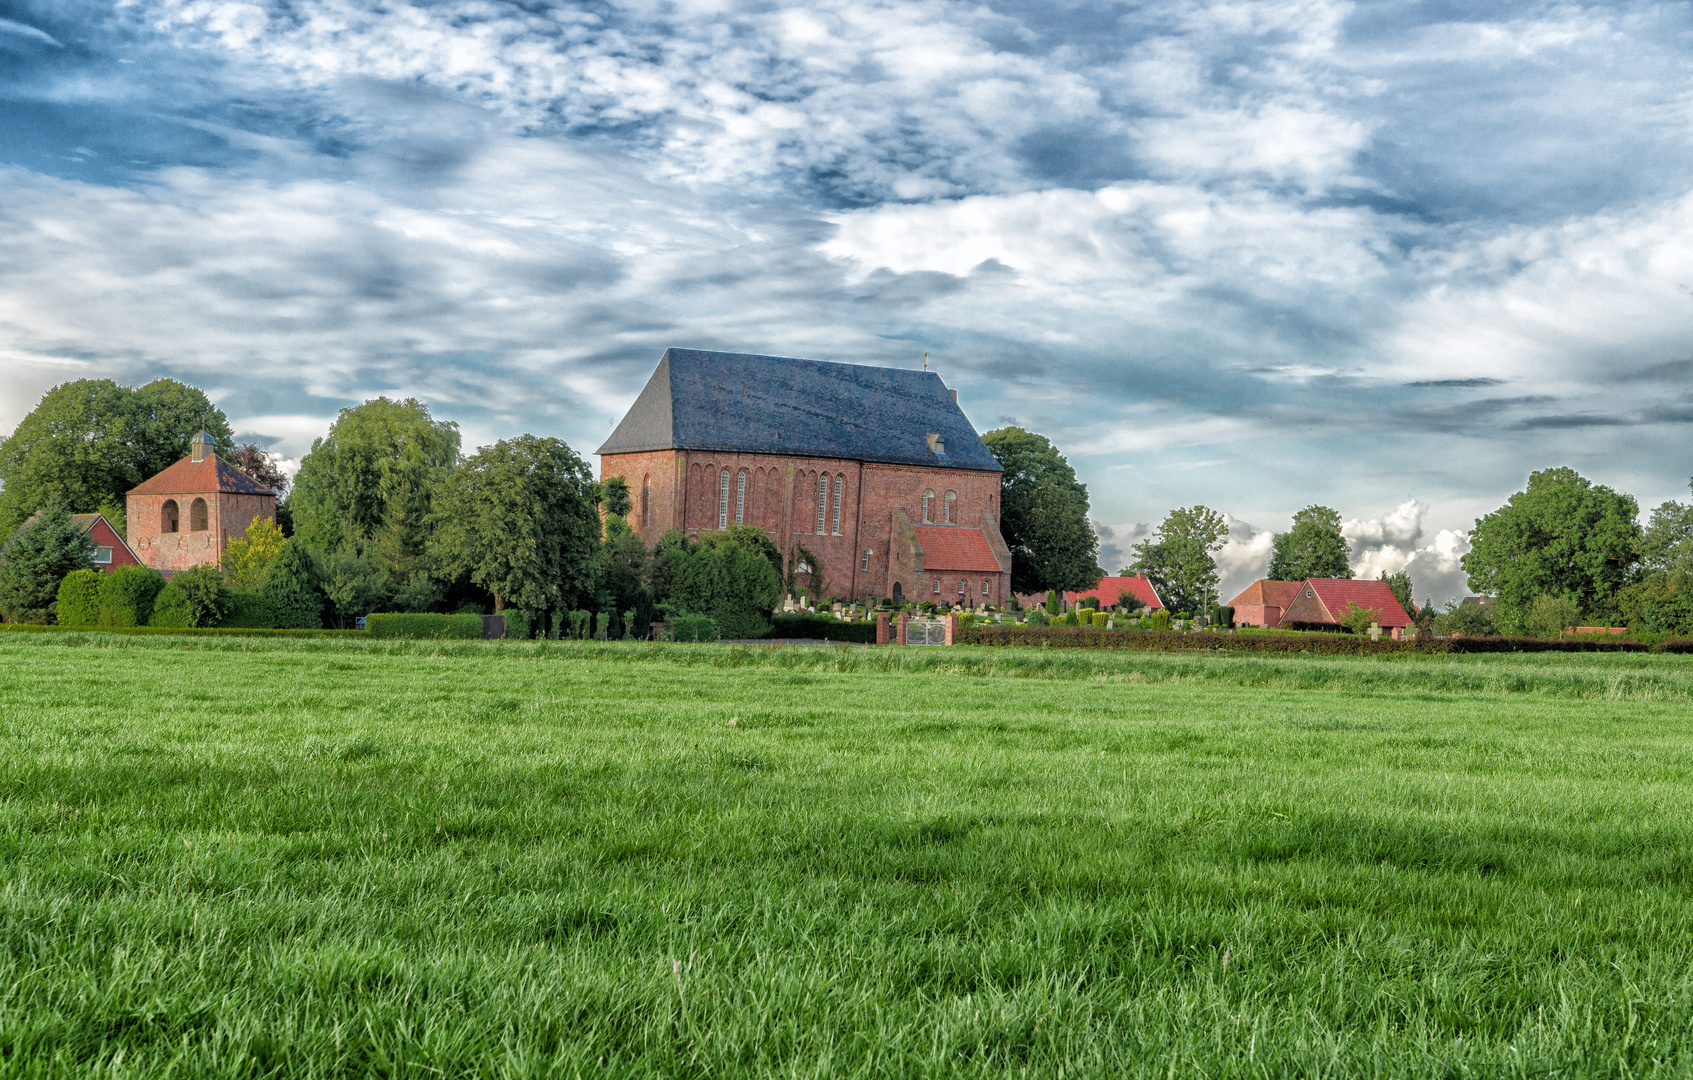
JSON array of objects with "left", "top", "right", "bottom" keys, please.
[
  {"left": 817, "top": 474, "right": 828, "bottom": 534},
  {"left": 718, "top": 469, "right": 730, "bottom": 529},
  {"left": 981, "top": 580, "right": 990, "bottom": 598},
  {"left": 862, "top": 550, "right": 871, "bottom": 572},
  {"left": 957, "top": 581, "right": 966, "bottom": 597},
  {"left": 922, "top": 490, "right": 933, "bottom": 523},
  {"left": 932, "top": 578, "right": 940, "bottom": 595},
  {"left": 735, "top": 469, "right": 747, "bottom": 525},
  {"left": 189, "top": 498, "right": 209, "bottom": 532},
  {"left": 944, "top": 491, "right": 956, "bottom": 524},
  {"left": 160, "top": 500, "right": 179, "bottom": 534},
  {"left": 832, "top": 474, "right": 844, "bottom": 534},
  {"left": 642, "top": 475, "right": 651, "bottom": 528}
]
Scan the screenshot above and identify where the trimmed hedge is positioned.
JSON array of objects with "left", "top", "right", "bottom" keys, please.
[
  {"left": 766, "top": 613, "right": 877, "bottom": 643},
  {"left": 221, "top": 592, "right": 279, "bottom": 629},
  {"left": 670, "top": 614, "right": 718, "bottom": 642},
  {"left": 0, "top": 624, "right": 361, "bottom": 638},
  {"left": 956, "top": 627, "right": 1663, "bottom": 654},
  {"left": 99, "top": 565, "right": 165, "bottom": 627},
  {"left": 55, "top": 570, "right": 103, "bottom": 627},
  {"left": 364, "top": 613, "right": 484, "bottom": 640}
]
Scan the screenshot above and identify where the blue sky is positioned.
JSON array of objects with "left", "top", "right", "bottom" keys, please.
[{"left": 3, "top": 0, "right": 1692, "bottom": 604}]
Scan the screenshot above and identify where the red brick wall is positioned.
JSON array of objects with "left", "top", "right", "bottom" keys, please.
[
  {"left": 126, "top": 490, "right": 275, "bottom": 575},
  {"left": 601, "top": 450, "right": 1010, "bottom": 604},
  {"left": 85, "top": 518, "right": 140, "bottom": 571}
]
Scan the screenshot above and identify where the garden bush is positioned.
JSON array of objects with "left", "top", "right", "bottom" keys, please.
[
  {"left": 261, "top": 541, "right": 323, "bottom": 629},
  {"left": 766, "top": 613, "right": 877, "bottom": 643},
  {"left": 55, "top": 569, "right": 103, "bottom": 627},
  {"left": 149, "top": 566, "right": 231, "bottom": 629},
  {"left": 670, "top": 614, "right": 719, "bottom": 642},
  {"left": 568, "top": 610, "right": 591, "bottom": 640},
  {"left": 98, "top": 565, "right": 165, "bottom": 627},
  {"left": 220, "top": 591, "right": 278, "bottom": 629},
  {"left": 504, "top": 610, "right": 534, "bottom": 641},
  {"left": 364, "top": 613, "right": 483, "bottom": 640}
]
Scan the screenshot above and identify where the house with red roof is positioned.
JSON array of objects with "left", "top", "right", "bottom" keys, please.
[
  {"left": 1226, "top": 579, "right": 1302, "bottom": 628},
  {"left": 125, "top": 432, "right": 277, "bottom": 575},
  {"left": 911, "top": 524, "right": 1007, "bottom": 604},
  {"left": 1279, "top": 578, "right": 1413, "bottom": 639},
  {"left": 73, "top": 513, "right": 141, "bottom": 572},
  {"left": 1063, "top": 575, "right": 1164, "bottom": 611}
]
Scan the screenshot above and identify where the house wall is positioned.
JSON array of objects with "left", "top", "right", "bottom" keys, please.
[
  {"left": 600, "top": 451, "right": 1010, "bottom": 604},
  {"left": 1277, "top": 586, "right": 1332, "bottom": 627},
  {"left": 1233, "top": 604, "right": 1284, "bottom": 628},
  {"left": 126, "top": 490, "right": 275, "bottom": 575},
  {"left": 85, "top": 518, "right": 140, "bottom": 571}
]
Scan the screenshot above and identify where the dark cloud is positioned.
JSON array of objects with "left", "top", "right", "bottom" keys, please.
[{"left": 1407, "top": 378, "right": 1505, "bottom": 388}]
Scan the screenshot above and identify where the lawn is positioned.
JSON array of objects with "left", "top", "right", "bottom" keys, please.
[{"left": 2, "top": 636, "right": 1693, "bottom": 1077}]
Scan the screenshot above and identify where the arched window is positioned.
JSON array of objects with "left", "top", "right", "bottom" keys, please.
[
  {"left": 642, "top": 475, "right": 651, "bottom": 528},
  {"left": 832, "top": 474, "right": 844, "bottom": 534},
  {"left": 944, "top": 491, "right": 956, "bottom": 524},
  {"left": 981, "top": 580, "right": 990, "bottom": 598},
  {"left": 862, "top": 550, "right": 871, "bottom": 572},
  {"left": 718, "top": 469, "right": 730, "bottom": 530},
  {"left": 932, "top": 578, "right": 940, "bottom": 595},
  {"left": 892, "top": 582, "right": 903, "bottom": 602},
  {"left": 735, "top": 469, "right": 747, "bottom": 525},
  {"left": 160, "top": 500, "right": 179, "bottom": 534},
  {"left": 922, "top": 490, "right": 933, "bottom": 523},
  {"left": 816, "top": 474, "right": 828, "bottom": 534},
  {"left": 189, "top": 498, "right": 209, "bottom": 532},
  {"left": 957, "top": 580, "right": 966, "bottom": 597}
]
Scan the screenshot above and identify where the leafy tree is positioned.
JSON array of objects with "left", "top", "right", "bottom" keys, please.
[
  {"left": 1267, "top": 506, "right": 1351, "bottom": 581},
  {"left": 431, "top": 435, "right": 600, "bottom": 612},
  {"left": 99, "top": 565, "right": 165, "bottom": 627},
  {"left": 0, "top": 379, "right": 233, "bottom": 534},
  {"left": 222, "top": 517, "right": 287, "bottom": 591},
  {"left": 0, "top": 502, "right": 94, "bottom": 622},
  {"left": 600, "top": 516, "right": 648, "bottom": 615},
  {"left": 663, "top": 527, "right": 784, "bottom": 639},
  {"left": 228, "top": 444, "right": 291, "bottom": 498},
  {"left": 262, "top": 540, "right": 324, "bottom": 629},
  {"left": 56, "top": 569, "right": 103, "bottom": 627},
  {"left": 311, "top": 548, "right": 387, "bottom": 628},
  {"left": 1379, "top": 571, "right": 1415, "bottom": 618},
  {"left": 1462, "top": 467, "right": 1641, "bottom": 625},
  {"left": 1127, "top": 505, "right": 1229, "bottom": 615},
  {"left": 1617, "top": 483, "right": 1693, "bottom": 634},
  {"left": 1433, "top": 600, "right": 1498, "bottom": 638},
  {"left": 149, "top": 565, "right": 231, "bottom": 628},
  {"left": 1337, "top": 602, "right": 1383, "bottom": 635},
  {"left": 1523, "top": 594, "right": 1582, "bottom": 637},
  {"left": 599, "top": 476, "right": 632, "bottom": 518},
  {"left": 289, "top": 397, "right": 460, "bottom": 591},
  {"left": 981, "top": 428, "right": 1101, "bottom": 594}
]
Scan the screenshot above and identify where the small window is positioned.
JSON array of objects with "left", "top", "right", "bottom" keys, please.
[
  {"left": 932, "top": 578, "right": 940, "bottom": 595},
  {"left": 957, "top": 581, "right": 966, "bottom": 596},
  {"left": 189, "top": 498, "right": 209, "bottom": 532},
  {"left": 981, "top": 580, "right": 990, "bottom": 597},
  {"left": 816, "top": 474, "right": 829, "bottom": 534},
  {"left": 862, "top": 550, "right": 871, "bottom": 572},
  {"left": 93, "top": 546, "right": 113, "bottom": 565},
  {"left": 718, "top": 469, "right": 729, "bottom": 529},
  {"left": 944, "top": 491, "right": 956, "bottom": 524},
  {"left": 922, "top": 490, "right": 933, "bottom": 523},
  {"left": 832, "top": 474, "right": 844, "bottom": 534},
  {"left": 735, "top": 469, "right": 747, "bottom": 525},
  {"left": 160, "top": 500, "right": 179, "bottom": 534}
]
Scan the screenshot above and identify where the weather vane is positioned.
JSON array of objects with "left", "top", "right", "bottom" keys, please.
[{"left": 922, "top": 351, "right": 928, "bottom": 371}]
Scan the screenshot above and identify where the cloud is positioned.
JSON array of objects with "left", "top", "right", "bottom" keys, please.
[
  {"left": 1344, "top": 500, "right": 1473, "bottom": 607},
  {"left": 0, "top": 17, "right": 60, "bottom": 47},
  {"left": 1215, "top": 515, "right": 1276, "bottom": 603}
]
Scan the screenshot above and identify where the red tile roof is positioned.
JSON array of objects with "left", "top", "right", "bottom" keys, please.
[
  {"left": 1227, "top": 579, "right": 1303, "bottom": 609},
  {"left": 1064, "top": 575, "right": 1164, "bottom": 610},
  {"left": 127, "top": 454, "right": 275, "bottom": 496},
  {"left": 1303, "top": 578, "right": 1412, "bottom": 627},
  {"left": 913, "top": 526, "right": 1002, "bottom": 573}
]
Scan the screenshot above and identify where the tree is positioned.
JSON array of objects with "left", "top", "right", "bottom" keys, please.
[
  {"left": 311, "top": 548, "right": 387, "bottom": 628},
  {"left": 1462, "top": 467, "right": 1641, "bottom": 625},
  {"left": 1337, "top": 602, "right": 1383, "bottom": 635},
  {"left": 664, "top": 527, "right": 784, "bottom": 639},
  {"left": 1617, "top": 482, "right": 1693, "bottom": 634},
  {"left": 1127, "top": 505, "right": 1228, "bottom": 615},
  {"left": 1379, "top": 570, "right": 1415, "bottom": 618},
  {"left": 431, "top": 435, "right": 601, "bottom": 612},
  {"left": 0, "top": 502, "right": 94, "bottom": 622},
  {"left": 228, "top": 444, "right": 292, "bottom": 498},
  {"left": 1267, "top": 506, "right": 1351, "bottom": 581},
  {"left": 289, "top": 397, "right": 460, "bottom": 591},
  {"left": 981, "top": 428, "right": 1101, "bottom": 594},
  {"left": 149, "top": 565, "right": 231, "bottom": 628},
  {"left": 223, "top": 517, "right": 287, "bottom": 591},
  {"left": 262, "top": 540, "right": 324, "bottom": 629},
  {"left": 0, "top": 378, "right": 233, "bottom": 534}
]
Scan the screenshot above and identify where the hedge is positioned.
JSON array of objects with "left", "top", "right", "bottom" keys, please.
[
  {"left": 766, "top": 613, "right": 877, "bottom": 643},
  {"left": 221, "top": 592, "right": 279, "bottom": 629},
  {"left": 0, "top": 624, "right": 361, "bottom": 639},
  {"left": 956, "top": 627, "right": 1663, "bottom": 654},
  {"left": 55, "top": 570, "right": 103, "bottom": 627},
  {"left": 364, "top": 613, "right": 484, "bottom": 640},
  {"left": 670, "top": 614, "right": 718, "bottom": 642}
]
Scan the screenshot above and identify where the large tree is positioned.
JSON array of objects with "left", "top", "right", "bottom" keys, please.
[
  {"left": 1462, "top": 466, "right": 1641, "bottom": 624},
  {"left": 431, "top": 435, "right": 601, "bottom": 611},
  {"left": 657, "top": 526, "right": 784, "bottom": 640},
  {"left": 1618, "top": 480, "right": 1693, "bottom": 634},
  {"left": 1267, "top": 505, "right": 1352, "bottom": 581},
  {"left": 288, "top": 397, "right": 460, "bottom": 587},
  {"left": 0, "top": 501, "right": 94, "bottom": 623},
  {"left": 981, "top": 427, "right": 1101, "bottom": 594},
  {"left": 0, "top": 379, "right": 233, "bottom": 534},
  {"left": 1127, "top": 505, "right": 1229, "bottom": 615}
]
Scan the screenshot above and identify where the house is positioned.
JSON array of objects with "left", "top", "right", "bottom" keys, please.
[
  {"left": 73, "top": 513, "right": 141, "bottom": 571},
  {"left": 1226, "top": 579, "right": 1303, "bottom": 628},
  {"left": 597, "top": 348, "right": 1012, "bottom": 605},
  {"left": 125, "top": 431, "right": 277, "bottom": 575},
  {"left": 1278, "top": 578, "right": 1414, "bottom": 639},
  {"left": 1064, "top": 576, "right": 1164, "bottom": 612}
]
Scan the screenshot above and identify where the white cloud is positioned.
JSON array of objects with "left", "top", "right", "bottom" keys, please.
[{"left": 1345, "top": 500, "right": 1473, "bottom": 607}]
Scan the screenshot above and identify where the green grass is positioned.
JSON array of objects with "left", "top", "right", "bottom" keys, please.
[{"left": 4, "top": 636, "right": 1693, "bottom": 1077}]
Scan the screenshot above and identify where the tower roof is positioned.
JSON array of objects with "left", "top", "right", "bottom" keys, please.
[
  {"left": 127, "top": 453, "right": 276, "bottom": 497},
  {"left": 596, "top": 349, "right": 1002, "bottom": 471}
]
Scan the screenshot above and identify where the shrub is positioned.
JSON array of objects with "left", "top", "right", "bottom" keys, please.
[
  {"left": 767, "top": 613, "right": 877, "bottom": 643},
  {"left": 364, "top": 613, "right": 483, "bottom": 639},
  {"left": 568, "top": 610, "right": 591, "bottom": 639},
  {"left": 1090, "top": 611, "right": 1109, "bottom": 629},
  {"left": 623, "top": 608, "right": 638, "bottom": 640},
  {"left": 221, "top": 591, "right": 278, "bottom": 628},
  {"left": 99, "top": 565, "right": 166, "bottom": 627},
  {"left": 671, "top": 613, "right": 718, "bottom": 642},
  {"left": 55, "top": 569, "right": 103, "bottom": 627},
  {"left": 1079, "top": 596, "right": 1100, "bottom": 611},
  {"left": 504, "top": 609, "right": 533, "bottom": 640},
  {"left": 1524, "top": 594, "right": 1583, "bottom": 638},
  {"left": 262, "top": 541, "right": 323, "bottom": 629},
  {"left": 150, "top": 566, "right": 232, "bottom": 629},
  {"left": 1025, "top": 608, "right": 1049, "bottom": 627},
  {"left": 222, "top": 516, "right": 286, "bottom": 591},
  {"left": 1147, "top": 609, "right": 1171, "bottom": 631},
  {"left": 955, "top": 626, "right": 1656, "bottom": 654}
]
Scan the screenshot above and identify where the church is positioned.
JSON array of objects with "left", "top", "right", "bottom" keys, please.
[{"left": 597, "top": 349, "right": 1012, "bottom": 605}]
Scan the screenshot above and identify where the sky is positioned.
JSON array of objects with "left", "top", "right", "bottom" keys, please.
[{"left": 2, "top": 0, "right": 1691, "bottom": 606}]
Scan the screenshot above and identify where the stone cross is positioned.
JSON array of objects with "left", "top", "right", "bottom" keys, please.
[{"left": 1368, "top": 621, "right": 1382, "bottom": 641}]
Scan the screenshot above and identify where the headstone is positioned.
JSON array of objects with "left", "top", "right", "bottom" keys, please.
[{"left": 1368, "top": 621, "right": 1382, "bottom": 641}]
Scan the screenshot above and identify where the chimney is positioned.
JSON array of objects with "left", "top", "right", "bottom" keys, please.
[
  {"left": 949, "top": 388, "right": 958, "bottom": 402},
  {"left": 191, "top": 431, "right": 212, "bottom": 463}
]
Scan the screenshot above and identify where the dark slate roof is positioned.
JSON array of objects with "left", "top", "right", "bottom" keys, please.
[{"left": 596, "top": 349, "right": 1002, "bottom": 471}]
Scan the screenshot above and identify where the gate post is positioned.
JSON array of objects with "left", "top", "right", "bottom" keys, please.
[
  {"left": 876, "top": 612, "right": 890, "bottom": 645},
  {"left": 896, "top": 612, "right": 909, "bottom": 646},
  {"left": 942, "top": 614, "right": 956, "bottom": 646}
]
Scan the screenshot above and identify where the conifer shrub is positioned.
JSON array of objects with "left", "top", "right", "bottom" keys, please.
[
  {"left": 55, "top": 569, "right": 103, "bottom": 627},
  {"left": 364, "top": 613, "right": 483, "bottom": 639},
  {"left": 0, "top": 503, "right": 93, "bottom": 623},
  {"left": 261, "top": 541, "right": 323, "bottom": 629},
  {"left": 98, "top": 565, "right": 165, "bottom": 627}
]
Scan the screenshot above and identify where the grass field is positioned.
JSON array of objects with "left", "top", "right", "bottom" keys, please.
[{"left": 4, "top": 636, "right": 1693, "bottom": 1077}]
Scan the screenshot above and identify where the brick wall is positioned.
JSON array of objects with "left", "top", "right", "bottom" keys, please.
[{"left": 126, "top": 490, "right": 275, "bottom": 575}]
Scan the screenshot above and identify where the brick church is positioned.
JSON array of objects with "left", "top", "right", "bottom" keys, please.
[
  {"left": 126, "top": 431, "right": 277, "bottom": 574},
  {"left": 597, "top": 349, "right": 1012, "bottom": 605}
]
